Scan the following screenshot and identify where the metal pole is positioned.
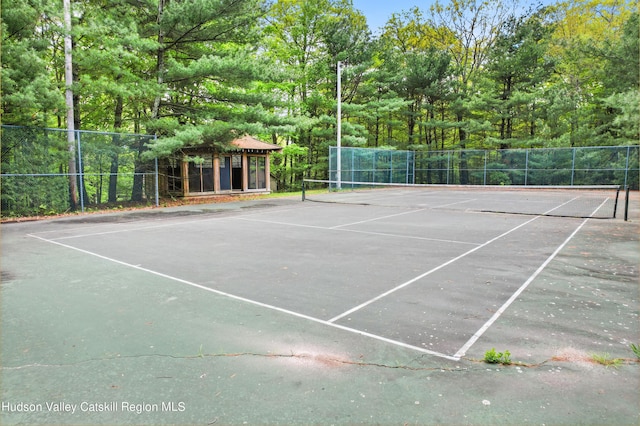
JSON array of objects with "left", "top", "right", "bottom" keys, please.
[
  {"left": 624, "top": 186, "right": 630, "bottom": 221},
  {"left": 483, "top": 150, "right": 487, "bottom": 185},
  {"left": 351, "top": 148, "right": 355, "bottom": 185},
  {"left": 76, "top": 131, "right": 85, "bottom": 212},
  {"left": 411, "top": 151, "right": 415, "bottom": 184},
  {"left": 63, "top": 0, "right": 79, "bottom": 211},
  {"left": 371, "top": 150, "right": 375, "bottom": 183},
  {"left": 525, "top": 149, "right": 529, "bottom": 186},
  {"left": 154, "top": 155, "right": 159, "bottom": 207},
  {"left": 624, "top": 145, "right": 630, "bottom": 189},
  {"left": 571, "top": 147, "right": 576, "bottom": 186},
  {"left": 336, "top": 61, "right": 342, "bottom": 189}
]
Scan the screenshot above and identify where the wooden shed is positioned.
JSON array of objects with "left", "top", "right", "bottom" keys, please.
[{"left": 161, "top": 135, "right": 282, "bottom": 197}]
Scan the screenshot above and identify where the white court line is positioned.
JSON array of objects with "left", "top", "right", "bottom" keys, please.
[
  {"left": 329, "top": 208, "right": 427, "bottom": 229},
  {"left": 25, "top": 195, "right": 597, "bottom": 360},
  {"left": 452, "top": 197, "right": 610, "bottom": 358},
  {"left": 432, "top": 198, "right": 478, "bottom": 209},
  {"left": 26, "top": 233, "right": 458, "bottom": 361},
  {"left": 337, "top": 228, "right": 480, "bottom": 246},
  {"left": 328, "top": 194, "right": 587, "bottom": 324},
  {"left": 34, "top": 205, "right": 309, "bottom": 241},
  {"left": 327, "top": 215, "right": 541, "bottom": 323},
  {"left": 235, "top": 216, "right": 480, "bottom": 246}
]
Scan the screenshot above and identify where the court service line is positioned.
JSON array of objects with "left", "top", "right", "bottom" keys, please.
[
  {"left": 329, "top": 208, "right": 428, "bottom": 229},
  {"left": 36, "top": 205, "right": 311, "bottom": 241},
  {"left": 431, "top": 199, "right": 477, "bottom": 209},
  {"left": 328, "top": 195, "right": 586, "bottom": 324},
  {"left": 452, "top": 198, "right": 609, "bottom": 358},
  {"left": 327, "top": 215, "right": 542, "bottom": 323},
  {"left": 26, "top": 233, "right": 459, "bottom": 361},
  {"left": 234, "top": 216, "right": 480, "bottom": 246}
]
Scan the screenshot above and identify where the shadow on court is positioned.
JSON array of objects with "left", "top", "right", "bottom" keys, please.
[{"left": 1, "top": 194, "right": 638, "bottom": 425}]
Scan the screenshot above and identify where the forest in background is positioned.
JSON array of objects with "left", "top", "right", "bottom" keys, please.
[{"left": 2, "top": 0, "right": 639, "bottom": 196}]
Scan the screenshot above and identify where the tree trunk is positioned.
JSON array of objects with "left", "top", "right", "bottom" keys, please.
[
  {"left": 109, "top": 95, "right": 123, "bottom": 202},
  {"left": 132, "top": 0, "right": 165, "bottom": 202}
]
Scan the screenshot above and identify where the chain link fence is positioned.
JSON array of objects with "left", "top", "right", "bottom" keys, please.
[
  {"left": 1, "top": 125, "right": 158, "bottom": 218},
  {"left": 330, "top": 145, "right": 639, "bottom": 189}
]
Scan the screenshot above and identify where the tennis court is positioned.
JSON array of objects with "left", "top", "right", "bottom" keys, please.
[{"left": 1, "top": 186, "right": 639, "bottom": 425}]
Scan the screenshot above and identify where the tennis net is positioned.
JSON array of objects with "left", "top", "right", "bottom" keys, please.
[{"left": 302, "top": 179, "right": 623, "bottom": 219}]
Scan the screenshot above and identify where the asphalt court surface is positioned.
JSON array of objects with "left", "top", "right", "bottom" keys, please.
[
  {"left": 23, "top": 199, "right": 601, "bottom": 360},
  {"left": 2, "top": 194, "right": 639, "bottom": 425}
]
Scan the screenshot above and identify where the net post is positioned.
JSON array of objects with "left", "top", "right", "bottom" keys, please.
[
  {"left": 624, "top": 185, "right": 630, "bottom": 221},
  {"left": 302, "top": 179, "right": 306, "bottom": 202},
  {"left": 613, "top": 185, "right": 620, "bottom": 218}
]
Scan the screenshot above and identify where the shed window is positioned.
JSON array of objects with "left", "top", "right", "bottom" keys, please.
[
  {"left": 248, "top": 156, "right": 266, "bottom": 189},
  {"left": 188, "top": 155, "right": 214, "bottom": 193}
]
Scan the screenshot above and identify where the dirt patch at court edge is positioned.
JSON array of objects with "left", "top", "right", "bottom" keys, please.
[
  {"left": 550, "top": 347, "right": 596, "bottom": 369},
  {"left": 0, "top": 194, "right": 274, "bottom": 224}
]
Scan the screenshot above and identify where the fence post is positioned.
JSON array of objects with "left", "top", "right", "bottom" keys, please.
[
  {"left": 76, "top": 130, "right": 85, "bottom": 212},
  {"left": 524, "top": 149, "right": 529, "bottom": 186},
  {"left": 624, "top": 145, "right": 630, "bottom": 189},
  {"left": 571, "top": 147, "right": 576, "bottom": 186},
  {"left": 406, "top": 151, "right": 409, "bottom": 184},
  {"left": 483, "top": 150, "right": 487, "bottom": 185},
  {"left": 351, "top": 148, "right": 355, "bottom": 184},
  {"left": 154, "top": 155, "right": 159, "bottom": 207}
]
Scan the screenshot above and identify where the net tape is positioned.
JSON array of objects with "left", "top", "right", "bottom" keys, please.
[{"left": 302, "top": 180, "right": 622, "bottom": 219}]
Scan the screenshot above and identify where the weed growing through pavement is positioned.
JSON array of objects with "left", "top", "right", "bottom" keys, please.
[
  {"left": 483, "top": 348, "right": 512, "bottom": 365},
  {"left": 630, "top": 344, "right": 640, "bottom": 360},
  {"left": 590, "top": 353, "right": 623, "bottom": 368}
]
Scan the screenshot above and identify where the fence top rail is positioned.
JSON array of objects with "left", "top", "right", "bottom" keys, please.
[
  {"left": 330, "top": 145, "right": 639, "bottom": 154},
  {"left": 1, "top": 124, "right": 155, "bottom": 139},
  {"left": 304, "top": 179, "right": 622, "bottom": 191}
]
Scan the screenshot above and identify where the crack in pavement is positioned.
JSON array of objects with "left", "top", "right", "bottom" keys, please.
[{"left": 3, "top": 351, "right": 638, "bottom": 372}]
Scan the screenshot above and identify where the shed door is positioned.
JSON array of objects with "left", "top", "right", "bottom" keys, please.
[
  {"left": 220, "top": 156, "right": 231, "bottom": 190},
  {"left": 188, "top": 155, "right": 213, "bottom": 193},
  {"left": 232, "top": 155, "right": 243, "bottom": 190}
]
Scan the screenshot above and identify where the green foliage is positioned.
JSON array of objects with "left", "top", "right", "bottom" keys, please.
[
  {"left": 590, "top": 353, "right": 623, "bottom": 369},
  {"left": 1, "top": 0, "right": 637, "bottom": 198},
  {"left": 484, "top": 348, "right": 512, "bottom": 365},
  {"left": 1, "top": 127, "right": 70, "bottom": 216},
  {"left": 1, "top": 0, "right": 65, "bottom": 125},
  {"left": 271, "top": 143, "right": 310, "bottom": 191},
  {"left": 630, "top": 344, "right": 640, "bottom": 360}
]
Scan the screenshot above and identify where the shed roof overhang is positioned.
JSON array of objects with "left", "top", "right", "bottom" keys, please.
[{"left": 229, "top": 135, "right": 282, "bottom": 153}]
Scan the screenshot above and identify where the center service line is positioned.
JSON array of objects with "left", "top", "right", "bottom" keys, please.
[
  {"left": 453, "top": 198, "right": 609, "bottom": 358},
  {"left": 328, "top": 194, "right": 586, "bottom": 324},
  {"left": 328, "top": 214, "right": 542, "bottom": 323}
]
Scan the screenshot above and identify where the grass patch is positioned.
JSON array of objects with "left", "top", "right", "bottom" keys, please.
[
  {"left": 630, "top": 344, "right": 640, "bottom": 360},
  {"left": 590, "top": 353, "right": 623, "bottom": 368}
]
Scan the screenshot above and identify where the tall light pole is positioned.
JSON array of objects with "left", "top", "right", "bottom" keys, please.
[
  {"left": 336, "top": 61, "right": 342, "bottom": 189},
  {"left": 64, "top": 0, "right": 79, "bottom": 209}
]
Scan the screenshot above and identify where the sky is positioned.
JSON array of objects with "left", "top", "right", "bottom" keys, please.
[
  {"left": 351, "top": 0, "right": 435, "bottom": 33},
  {"left": 351, "top": 0, "right": 556, "bottom": 34}
]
